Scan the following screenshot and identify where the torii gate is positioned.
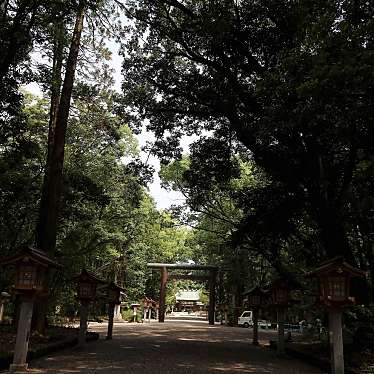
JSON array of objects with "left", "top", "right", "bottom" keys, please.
[{"left": 147, "top": 263, "right": 218, "bottom": 325}]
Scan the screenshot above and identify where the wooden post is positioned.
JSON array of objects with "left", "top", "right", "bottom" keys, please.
[
  {"left": 159, "top": 267, "right": 168, "bottom": 322},
  {"left": 9, "top": 296, "right": 34, "bottom": 372},
  {"left": 208, "top": 269, "right": 217, "bottom": 325},
  {"left": 277, "top": 307, "right": 285, "bottom": 356},
  {"left": 329, "top": 308, "right": 344, "bottom": 374},
  {"left": 148, "top": 307, "right": 151, "bottom": 323},
  {"left": 78, "top": 300, "right": 89, "bottom": 346},
  {"left": 106, "top": 303, "right": 115, "bottom": 340},
  {"left": 253, "top": 307, "right": 259, "bottom": 346}
]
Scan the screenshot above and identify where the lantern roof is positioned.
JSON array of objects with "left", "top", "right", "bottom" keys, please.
[
  {"left": 265, "top": 278, "right": 294, "bottom": 291},
  {"left": 142, "top": 296, "right": 156, "bottom": 306},
  {"left": 243, "top": 285, "right": 266, "bottom": 297},
  {"left": 0, "top": 246, "right": 61, "bottom": 269},
  {"left": 106, "top": 282, "right": 125, "bottom": 292},
  {"left": 73, "top": 269, "right": 106, "bottom": 284},
  {"left": 306, "top": 257, "right": 366, "bottom": 278},
  {"left": 97, "top": 282, "right": 127, "bottom": 299},
  {"left": 120, "top": 291, "right": 127, "bottom": 298}
]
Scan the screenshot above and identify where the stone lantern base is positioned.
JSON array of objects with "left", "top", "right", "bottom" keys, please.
[
  {"left": 9, "top": 363, "right": 28, "bottom": 372},
  {"left": 113, "top": 304, "right": 123, "bottom": 321}
]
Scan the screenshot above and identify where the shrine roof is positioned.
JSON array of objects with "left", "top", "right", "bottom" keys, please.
[
  {"left": 0, "top": 245, "right": 61, "bottom": 268},
  {"left": 176, "top": 290, "right": 200, "bottom": 302},
  {"left": 147, "top": 263, "right": 218, "bottom": 270}
]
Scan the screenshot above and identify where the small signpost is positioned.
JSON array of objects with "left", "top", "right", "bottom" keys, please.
[
  {"left": 0, "top": 246, "right": 60, "bottom": 372},
  {"left": 307, "top": 257, "right": 366, "bottom": 374}
]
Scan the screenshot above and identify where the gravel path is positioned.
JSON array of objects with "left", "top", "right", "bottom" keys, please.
[{"left": 25, "top": 320, "right": 324, "bottom": 374}]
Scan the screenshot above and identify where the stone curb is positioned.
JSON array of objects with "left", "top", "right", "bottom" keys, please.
[
  {"left": 268, "top": 340, "right": 360, "bottom": 374},
  {"left": 0, "top": 331, "right": 99, "bottom": 371}
]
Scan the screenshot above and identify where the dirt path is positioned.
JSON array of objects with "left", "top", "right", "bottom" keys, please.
[{"left": 25, "top": 320, "right": 324, "bottom": 374}]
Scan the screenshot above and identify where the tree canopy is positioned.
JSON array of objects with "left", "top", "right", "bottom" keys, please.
[
  {"left": 119, "top": 0, "right": 374, "bottom": 285},
  {"left": 0, "top": 1, "right": 373, "bottom": 349}
]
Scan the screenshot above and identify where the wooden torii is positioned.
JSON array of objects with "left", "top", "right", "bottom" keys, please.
[{"left": 147, "top": 263, "right": 218, "bottom": 325}]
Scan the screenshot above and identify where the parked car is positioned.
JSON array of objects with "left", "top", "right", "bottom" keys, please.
[{"left": 238, "top": 311, "right": 253, "bottom": 327}]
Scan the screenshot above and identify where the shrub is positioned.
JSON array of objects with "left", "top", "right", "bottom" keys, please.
[{"left": 121, "top": 308, "right": 142, "bottom": 323}]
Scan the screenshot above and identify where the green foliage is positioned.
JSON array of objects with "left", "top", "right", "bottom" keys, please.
[
  {"left": 346, "top": 305, "right": 374, "bottom": 350},
  {"left": 120, "top": 0, "right": 374, "bottom": 289},
  {"left": 121, "top": 308, "right": 142, "bottom": 323},
  {"left": 0, "top": 0, "right": 204, "bottom": 331},
  {"left": 199, "top": 289, "right": 209, "bottom": 305},
  {"left": 165, "top": 285, "right": 177, "bottom": 306},
  {"left": 0, "top": 94, "right": 49, "bottom": 256},
  {"left": 1, "top": 6, "right": 373, "bottom": 365}
]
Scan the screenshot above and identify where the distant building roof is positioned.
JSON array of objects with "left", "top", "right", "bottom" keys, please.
[{"left": 176, "top": 290, "right": 200, "bottom": 302}]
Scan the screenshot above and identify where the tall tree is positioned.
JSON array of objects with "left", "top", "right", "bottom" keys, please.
[
  {"left": 36, "top": 1, "right": 86, "bottom": 253},
  {"left": 120, "top": 0, "right": 374, "bottom": 272}
]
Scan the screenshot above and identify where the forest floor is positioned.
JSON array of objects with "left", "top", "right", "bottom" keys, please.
[
  {"left": 0, "top": 325, "right": 78, "bottom": 359},
  {"left": 16, "top": 320, "right": 324, "bottom": 374}
]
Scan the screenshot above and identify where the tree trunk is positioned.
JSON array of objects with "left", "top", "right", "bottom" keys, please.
[
  {"left": 32, "top": 22, "right": 65, "bottom": 335},
  {"left": 33, "top": 3, "right": 85, "bottom": 334},
  {"left": 36, "top": 2, "right": 85, "bottom": 253},
  {"left": 47, "top": 20, "right": 65, "bottom": 166},
  {"left": 36, "top": 20, "right": 64, "bottom": 252}
]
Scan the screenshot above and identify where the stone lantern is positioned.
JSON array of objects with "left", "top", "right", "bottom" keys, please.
[
  {"left": 307, "top": 257, "right": 366, "bottom": 374},
  {"left": 73, "top": 269, "right": 105, "bottom": 346},
  {"left": 243, "top": 286, "right": 266, "bottom": 346},
  {"left": 131, "top": 303, "right": 140, "bottom": 322},
  {"left": 105, "top": 282, "right": 124, "bottom": 340},
  {"left": 0, "top": 246, "right": 60, "bottom": 372}
]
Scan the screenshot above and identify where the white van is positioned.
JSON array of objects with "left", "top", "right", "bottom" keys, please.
[{"left": 238, "top": 310, "right": 253, "bottom": 327}]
